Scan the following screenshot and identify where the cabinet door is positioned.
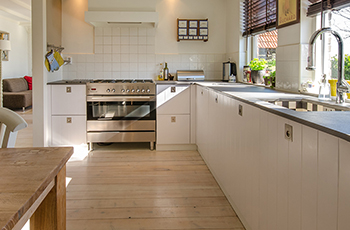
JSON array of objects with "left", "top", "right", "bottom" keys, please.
[
  {"left": 338, "top": 139, "right": 350, "bottom": 230},
  {"left": 51, "top": 85, "right": 86, "bottom": 115},
  {"left": 317, "top": 132, "right": 338, "bottom": 230},
  {"left": 157, "top": 114, "right": 190, "bottom": 144},
  {"left": 51, "top": 116, "right": 86, "bottom": 146},
  {"left": 196, "top": 86, "right": 209, "bottom": 155},
  {"left": 157, "top": 85, "right": 190, "bottom": 115}
]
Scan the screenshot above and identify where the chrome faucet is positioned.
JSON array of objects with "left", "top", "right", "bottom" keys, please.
[{"left": 306, "top": 27, "right": 350, "bottom": 103}]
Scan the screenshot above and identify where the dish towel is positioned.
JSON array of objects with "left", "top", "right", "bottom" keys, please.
[{"left": 45, "top": 50, "right": 60, "bottom": 72}]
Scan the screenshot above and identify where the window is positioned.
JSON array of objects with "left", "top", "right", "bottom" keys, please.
[
  {"left": 243, "top": 0, "right": 278, "bottom": 78},
  {"left": 314, "top": 6, "right": 350, "bottom": 82}
]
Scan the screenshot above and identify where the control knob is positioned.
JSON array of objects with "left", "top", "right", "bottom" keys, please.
[
  {"left": 136, "top": 89, "right": 140, "bottom": 93},
  {"left": 147, "top": 89, "right": 151, "bottom": 93},
  {"left": 121, "top": 89, "right": 125, "bottom": 93},
  {"left": 111, "top": 88, "right": 115, "bottom": 93},
  {"left": 106, "top": 89, "right": 110, "bottom": 93},
  {"left": 141, "top": 89, "right": 145, "bottom": 93},
  {"left": 126, "top": 89, "right": 130, "bottom": 93},
  {"left": 131, "top": 89, "right": 135, "bottom": 93}
]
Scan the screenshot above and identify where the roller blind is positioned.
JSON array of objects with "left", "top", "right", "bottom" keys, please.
[
  {"left": 243, "top": 0, "right": 277, "bottom": 37},
  {"left": 307, "top": 0, "right": 350, "bottom": 17}
]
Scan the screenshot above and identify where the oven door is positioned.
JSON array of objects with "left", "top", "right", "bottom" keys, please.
[{"left": 87, "top": 96, "right": 156, "bottom": 121}]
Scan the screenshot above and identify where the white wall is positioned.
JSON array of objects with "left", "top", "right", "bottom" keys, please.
[
  {"left": 0, "top": 18, "right": 30, "bottom": 78},
  {"left": 61, "top": 0, "right": 228, "bottom": 80},
  {"left": 275, "top": 0, "right": 315, "bottom": 92}
]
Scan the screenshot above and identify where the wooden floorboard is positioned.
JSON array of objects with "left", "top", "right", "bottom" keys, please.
[
  {"left": 66, "top": 149, "right": 245, "bottom": 229},
  {"left": 15, "top": 110, "right": 245, "bottom": 229}
]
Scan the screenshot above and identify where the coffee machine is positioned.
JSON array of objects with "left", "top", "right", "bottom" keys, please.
[{"left": 223, "top": 61, "right": 237, "bottom": 82}]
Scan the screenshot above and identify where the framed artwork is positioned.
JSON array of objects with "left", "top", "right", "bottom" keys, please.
[
  {"left": 189, "top": 20, "right": 198, "bottom": 28},
  {"left": 0, "top": 31, "right": 10, "bottom": 61},
  {"left": 189, "top": 28, "right": 197, "bottom": 36},
  {"left": 277, "top": 0, "right": 300, "bottom": 28},
  {"left": 178, "top": 28, "right": 187, "bottom": 36},
  {"left": 178, "top": 20, "right": 187, "bottom": 28},
  {"left": 177, "top": 19, "right": 208, "bottom": 42},
  {"left": 199, "top": 29, "right": 208, "bottom": 36},
  {"left": 199, "top": 20, "right": 208, "bottom": 28}
]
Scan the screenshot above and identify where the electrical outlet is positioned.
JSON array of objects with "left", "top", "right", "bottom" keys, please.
[
  {"left": 171, "top": 116, "right": 176, "bottom": 123},
  {"left": 66, "top": 87, "right": 71, "bottom": 93},
  {"left": 285, "top": 124, "right": 293, "bottom": 142},
  {"left": 67, "top": 117, "right": 72, "bottom": 123},
  {"left": 171, "top": 87, "right": 176, "bottom": 93}
]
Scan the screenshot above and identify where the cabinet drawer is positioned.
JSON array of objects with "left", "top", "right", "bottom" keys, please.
[
  {"left": 51, "top": 116, "right": 86, "bottom": 146},
  {"left": 157, "top": 115, "right": 190, "bottom": 144},
  {"left": 156, "top": 86, "right": 190, "bottom": 115},
  {"left": 51, "top": 85, "right": 86, "bottom": 115}
]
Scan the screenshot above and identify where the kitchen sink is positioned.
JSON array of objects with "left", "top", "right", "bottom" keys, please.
[{"left": 267, "top": 98, "right": 350, "bottom": 112}]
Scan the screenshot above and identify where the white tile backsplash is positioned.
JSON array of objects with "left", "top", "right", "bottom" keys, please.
[{"left": 63, "top": 26, "right": 224, "bottom": 80}]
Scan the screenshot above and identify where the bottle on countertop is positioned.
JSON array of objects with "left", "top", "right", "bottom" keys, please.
[
  {"left": 157, "top": 63, "right": 164, "bottom": 81},
  {"left": 318, "top": 74, "right": 331, "bottom": 100},
  {"left": 163, "top": 62, "right": 169, "bottom": 81}
]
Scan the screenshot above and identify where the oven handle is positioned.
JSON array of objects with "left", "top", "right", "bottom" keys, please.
[{"left": 87, "top": 96, "right": 155, "bottom": 102}]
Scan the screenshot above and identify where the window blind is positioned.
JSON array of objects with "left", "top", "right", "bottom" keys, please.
[
  {"left": 307, "top": 0, "right": 350, "bottom": 17},
  {"left": 243, "top": 0, "right": 277, "bottom": 37}
]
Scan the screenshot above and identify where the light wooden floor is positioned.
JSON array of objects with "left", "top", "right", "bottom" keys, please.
[
  {"left": 15, "top": 107, "right": 33, "bottom": 147},
  {"left": 66, "top": 147, "right": 245, "bottom": 230},
  {"left": 15, "top": 110, "right": 245, "bottom": 229}
]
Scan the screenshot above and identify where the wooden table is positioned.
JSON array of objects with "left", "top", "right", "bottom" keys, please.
[{"left": 0, "top": 147, "right": 73, "bottom": 230}]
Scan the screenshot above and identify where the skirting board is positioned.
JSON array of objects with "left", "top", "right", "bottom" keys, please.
[{"left": 156, "top": 144, "right": 197, "bottom": 151}]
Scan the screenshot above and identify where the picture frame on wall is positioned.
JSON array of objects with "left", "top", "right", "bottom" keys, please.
[
  {"left": 199, "top": 29, "right": 208, "bottom": 36},
  {"left": 199, "top": 20, "right": 208, "bottom": 28},
  {"left": 178, "top": 28, "right": 187, "bottom": 36},
  {"left": 189, "top": 20, "right": 198, "bottom": 28},
  {"left": 189, "top": 28, "right": 197, "bottom": 36},
  {"left": 178, "top": 20, "right": 187, "bottom": 28},
  {"left": 277, "top": 0, "right": 300, "bottom": 28}
]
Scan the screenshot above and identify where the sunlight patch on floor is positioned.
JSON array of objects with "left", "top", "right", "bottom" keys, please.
[{"left": 68, "top": 144, "right": 89, "bottom": 162}]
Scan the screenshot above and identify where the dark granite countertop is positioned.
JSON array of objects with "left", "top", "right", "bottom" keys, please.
[
  {"left": 47, "top": 79, "right": 92, "bottom": 85},
  {"left": 197, "top": 82, "right": 350, "bottom": 142}
]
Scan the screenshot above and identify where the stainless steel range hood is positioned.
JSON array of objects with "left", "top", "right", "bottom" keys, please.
[{"left": 85, "top": 11, "right": 159, "bottom": 27}]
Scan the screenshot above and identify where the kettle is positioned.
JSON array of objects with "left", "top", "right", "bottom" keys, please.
[{"left": 223, "top": 62, "right": 237, "bottom": 82}]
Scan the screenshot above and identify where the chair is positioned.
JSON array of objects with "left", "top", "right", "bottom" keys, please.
[{"left": 0, "top": 107, "right": 28, "bottom": 148}]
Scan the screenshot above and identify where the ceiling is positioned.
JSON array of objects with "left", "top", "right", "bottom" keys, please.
[{"left": 0, "top": 0, "right": 31, "bottom": 25}]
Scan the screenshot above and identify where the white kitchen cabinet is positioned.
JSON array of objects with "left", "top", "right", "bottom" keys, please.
[
  {"left": 156, "top": 84, "right": 194, "bottom": 149},
  {"left": 195, "top": 86, "right": 350, "bottom": 230},
  {"left": 338, "top": 139, "right": 350, "bottom": 230},
  {"left": 157, "top": 115, "right": 190, "bottom": 144},
  {"left": 301, "top": 126, "right": 318, "bottom": 230},
  {"left": 196, "top": 85, "right": 209, "bottom": 156},
  {"left": 50, "top": 84, "right": 86, "bottom": 146},
  {"left": 51, "top": 116, "right": 86, "bottom": 146},
  {"left": 317, "top": 132, "right": 339, "bottom": 230},
  {"left": 51, "top": 85, "right": 86, "bottom": 115},
  {"left": 156, "top": 85, "right": 190, "bottom": 115}
]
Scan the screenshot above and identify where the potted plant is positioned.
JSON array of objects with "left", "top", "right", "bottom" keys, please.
[
  {"left": 264, "top": 70, "right": 276, "bottom": 89},
  {"left": 249, "top": 58, "right": 267, "bottom": 84}
]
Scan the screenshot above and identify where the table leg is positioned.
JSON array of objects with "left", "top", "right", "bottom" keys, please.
[{"left": 30, "top": 165, "right": 66, "bottom": 230}]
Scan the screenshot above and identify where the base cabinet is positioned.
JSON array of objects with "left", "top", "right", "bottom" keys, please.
[
  {"left": 156, "top": 84, "right": 195, "bottom": 149},
  {"left": 51, "top": 116, "right": 86, "bottom": 146},
  {"left": 195, "top": 85, "right": 350, "bottom": 230},
  {"left": 50, "top": 85, "right": 86, "bottom": 146},
  {"left": 157, "top": 115, "right": 190, "bottom": 144}
]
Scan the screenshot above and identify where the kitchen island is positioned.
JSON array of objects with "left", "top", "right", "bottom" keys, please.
[
  {"left": 195, "top": 82, "right": 350, "bottom": 230},
  {"left": 0, "top": 147, "right": 73, "bottom": 230}
]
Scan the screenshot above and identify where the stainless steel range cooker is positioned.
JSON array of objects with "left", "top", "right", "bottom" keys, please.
[{"left": 86, "top": 79, "right": 156, "bottom": 150}]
